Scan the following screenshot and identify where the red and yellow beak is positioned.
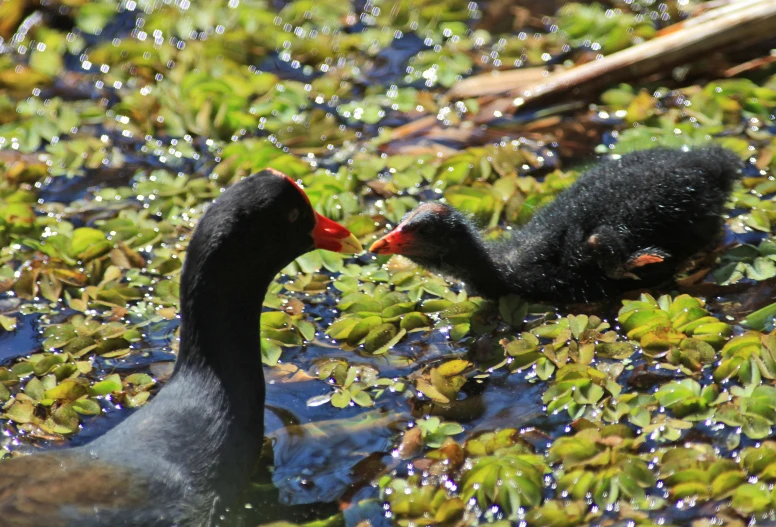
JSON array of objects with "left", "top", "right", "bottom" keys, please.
[
  {"left": 369, "top": 228, "right": 415, "bottom": 255},
  {"left": 313, "top": 211, "right": 363, "bottom": 254}
]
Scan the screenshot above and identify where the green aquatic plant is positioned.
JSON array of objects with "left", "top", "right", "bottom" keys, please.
[
  {"left": 414, "top": 359, "right": 471, "bottom": 405},
  {"left": 381, "top": 429, "right": 548, "bottom": 523},
  {"left": 0, "top": 97, "right": 82, "bottom": 153},
  {"left": 656, "top": 442, "right": 776, "bottom": 515},
  {"left": 325, "top": 280, "right": 491, "bottom": 353},
  {"left": 415, "top": 416, "right": 465, "bottom": 448},
  {"left": 502, "top": 313, "right": 636, "bottom": 380},
  {"left": 618, "top": 293, "right": 732, "bottom": 348},
  {"left": 557, "top": 3, "right": 656, "bottom": 54},
  {"left": 714, "top": 332, "right": 776, "bottom": 383},
  {"left": 715, "top": 240, "right": 776, "bottom": 285},
  {"left": 525, "top": 500, "right": 594, "bottom": 527},
  {"left": 653, "top": 379, "right": 722, "bottom": 422},
  {"left": 658, "top": 445, "right": 746, "bottom": 501},
  {"left": 715, "top": 376, "right": 776, "bottom": 440},
  {"left": 260, "top": 310, "right": 317, "bottom": 366},
  {"left": 2, "top": 354, "right": 155, "bottom": 438},
  {"left": 549, "top": 424, "right": 657, "bottom": 508}
]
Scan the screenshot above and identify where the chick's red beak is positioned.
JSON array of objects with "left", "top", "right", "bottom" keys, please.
[
  {"left": 312, "top": 211, "right": 363, "bottom": 254},
  {"left": 369, "top": 228, "right": 416, "bottom": 255}
]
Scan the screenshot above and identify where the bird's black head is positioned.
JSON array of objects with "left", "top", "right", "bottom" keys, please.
[
  {"left": 369, "top": 202, "right": 482, "bottom": 272},
  {"left": 186, "top": 169, "right": 362, "bottom": 280}
]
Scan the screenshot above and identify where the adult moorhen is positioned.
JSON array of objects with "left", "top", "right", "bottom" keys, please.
[
  {"left": 0, "top": 169, "right": 362, "bottom": 526},
  {"left": 370, "top": 146, "right": 741, "bottom": 303}
]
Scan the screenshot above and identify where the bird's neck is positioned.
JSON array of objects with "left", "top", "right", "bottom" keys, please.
[
  {"left": 144, "top": 260, "right": 270, "bottom": 509},
  {"left": 433, "top": 228, "right": 509, "bottom": 299},
  {"left": 91, "top": 261, "right": 272, "bottom": 516},
  {"left": 457, "top": 240, "right": 507, "bottom": 298},
  {"left": 175, "top": 262, "right": 268, "bottom": 409}
]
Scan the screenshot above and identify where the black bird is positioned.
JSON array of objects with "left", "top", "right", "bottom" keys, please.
[
  {"left": 370, "top": 146, "right": 741, "bottom": 303},
  {"left": 0, "top": 170, "right": 362, "bottom": 526}
]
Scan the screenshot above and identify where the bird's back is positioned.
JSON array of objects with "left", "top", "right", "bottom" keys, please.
[
  {"left": 501, "top": 146, "right": 740, "bottom": 301},
  {"left": 0, "top": 371, "right": 247, "bottom": 527},
  {"left": 532, "top": 146, "right": 740, "bottom": 248},
  {"left": 0, "top": 449, "right": 181, "bottom": 527}
]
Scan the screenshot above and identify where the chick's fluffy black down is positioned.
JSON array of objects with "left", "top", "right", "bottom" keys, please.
[{"left": 485, "top": 146, "right": 741, "bottom": 301}]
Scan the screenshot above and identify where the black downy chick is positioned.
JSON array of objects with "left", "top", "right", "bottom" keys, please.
[{"left": 370, "top": 146, "right": 742, "bottom": 303}]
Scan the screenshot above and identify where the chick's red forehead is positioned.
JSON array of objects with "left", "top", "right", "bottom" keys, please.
[
  {"left": 418, "top": 202, "right": 450, "bottom": 215},
  {"left": 266, "top": 168, "right": 312, "bottom": 206},
  {"left": 399, "top": 202, "right": 449, "bottom": 227}
]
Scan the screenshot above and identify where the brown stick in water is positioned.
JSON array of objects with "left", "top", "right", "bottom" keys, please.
[{"left": 453, "top": 0, "right": 776, "bottom": 122}]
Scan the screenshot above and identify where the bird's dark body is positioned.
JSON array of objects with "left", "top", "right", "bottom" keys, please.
[
  {"left": 0, "top": 371, "right": 250, "bottom": 527},
  {"left": 0, "top": 172, "right": 336, "bottom": 526},
  {"left": 387, "top": 147, "right": 741, "bottom": 303}
]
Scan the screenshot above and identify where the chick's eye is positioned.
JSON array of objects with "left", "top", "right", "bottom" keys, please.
[
  {"left": 417, "top": 223, "right": 434, "bottom": 236},
  {"left": 288, "top": 208, "right": 299, "bottom": 223}
]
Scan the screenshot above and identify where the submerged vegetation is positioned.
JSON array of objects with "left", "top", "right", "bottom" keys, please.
[{"left": 0, "top": 0, "right": 775, "bottom": 525}]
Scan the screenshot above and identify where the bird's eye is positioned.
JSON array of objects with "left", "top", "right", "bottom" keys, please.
[
  {"left": 288, "top": 208, "right": 300, "bottom": 223},
  {"left": 417, "top": 223, "right": 434, "bottom": 236}
]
